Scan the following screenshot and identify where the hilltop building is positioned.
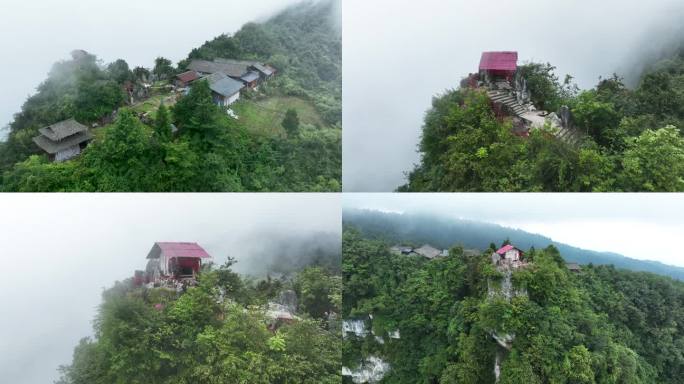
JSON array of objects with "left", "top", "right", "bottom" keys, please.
[
  {"left": 566, "top": 263, "right": 582, "bottom": 273},
  {"left": 32, "top": 118, "right": 93, "bottom": 162},
  {"left": 491, "top": 244, "right": 528, "bottom": 269},
  {"left": 145, "top": 242, "right": 212, "bottom": 282},
  {"left": 479, "top": 51, "right": 518, "bottom": 83}
]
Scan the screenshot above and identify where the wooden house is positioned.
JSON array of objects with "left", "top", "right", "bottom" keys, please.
[
  {"left": 145, "top": 242, "right": 212, "bottom": 282},
  {"left": 32, "top": 118, "right": 93, "bottom": 162}
]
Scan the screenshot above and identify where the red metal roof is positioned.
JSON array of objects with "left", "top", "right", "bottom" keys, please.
[
  {"left": 479, "top": 51, "right": 518, "bottom": 72},
  {"left": 154, "top": 242, "right": 212, "bottom": 259},
  {"left": 176, "top": 71, "right": 200, "bottom": 83},
  {"left": 496, "top": 244, "right": 522, "bottom": 255}
]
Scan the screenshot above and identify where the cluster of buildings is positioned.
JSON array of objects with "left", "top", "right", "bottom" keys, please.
[
  {"left": 391, "top": 244, "right": 482, "bottom": 260},
  {"left": 390, "top": 244, "right": 448, "bottom": 259},
  {"left": 31, "top": 58, "right": 276, "bottom": 162},
  {"left": 175, "top": 58, "right": 276, "bottom": 107}
]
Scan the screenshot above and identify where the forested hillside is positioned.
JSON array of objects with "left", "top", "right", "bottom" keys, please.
[
  {"left": 401, "top": 46, "right": 684, "bottom": 192},
  {"left": 0, "top": 0, "right": 341, "bottom": 192},
  {"left": 343, "top": 209, "right": 684, "bottom": 281},
  {"left": 343, "top": 228, "right": 684, "bottom": 383},
  {"left": 56, "top": 260, "right": 341, "bottom": 384}
]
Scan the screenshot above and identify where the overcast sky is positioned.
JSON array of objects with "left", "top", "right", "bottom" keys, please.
[
  {"left": 343, "top": 0, "right": 684, "bottom": 191},
  {"left": 0, "top": 0, "right": 300, "bottom": 139},
  {"left": 0, "top": 193, "right": 340, "bottom": 384},
  {"left": 344, "top": 193, "right": 684, "bottom": 268}
]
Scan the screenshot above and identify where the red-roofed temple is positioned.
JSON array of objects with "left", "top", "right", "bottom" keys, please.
[{"left": 479, "top": 51, "right": 518, "bottom": 82}]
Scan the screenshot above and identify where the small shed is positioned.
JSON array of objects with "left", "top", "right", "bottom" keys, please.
[
  {"left": 146, "top": 242, "right": 212, "bottom": 281},
  {"left": 479, "top": 51, "right": 518, "bottom": 82},
  {"left": 566, "top": 263, "right": 581, "bottom": 273},
  {"left": 32, "top": 118, "right": 93, "bottom": 162}
]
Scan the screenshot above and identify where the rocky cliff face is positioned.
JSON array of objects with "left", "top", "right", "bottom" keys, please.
[
  {"left": 487, "top": 253, "right": 529, "bottom": 382},
  {"left": 342, "top": 316, "right": 400, "bottom": 383}
]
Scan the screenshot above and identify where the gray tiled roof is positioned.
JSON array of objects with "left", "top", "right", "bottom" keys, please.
[
  {"left": 251, "top": 63, "right": 274, "bottom": 76},
  {"left": 204, "top": 72, "right": 244, "bottom": 97},
  {"left": 188, "top": 59, "right": 251, "bottom": 78},
  {"left": 38, "top": 118, "right": 88, "bottom": 141},
  {"left": 240, "top": 71, "right": 260, "bottom": 83},
  {"left": 33, "top": 130, "right": 93, "bottom": 154}
]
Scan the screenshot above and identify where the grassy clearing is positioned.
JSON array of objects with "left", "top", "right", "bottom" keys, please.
[
  {"left": 131, "top": 94, "right": 175, "bottom": 117},
  {"left": 231, "top": 96, "right": 327, "bottom": 137}
]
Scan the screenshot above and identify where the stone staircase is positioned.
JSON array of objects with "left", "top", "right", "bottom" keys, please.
[
  {"left": 487, "top": 90, "right": 527, "bottom": 117},
  {"left": 486, "top": 89, "right": 582, "bottom": 146},
  {"left": 555, "top": 124, "right": 582, "bottom": 146}
]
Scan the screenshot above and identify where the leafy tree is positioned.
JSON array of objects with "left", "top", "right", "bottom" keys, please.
[
  {"left": 636, "top": 71, "right": 682, "bottom": 118},
  {"left": 153, "top": 57, "right": 174, "bottom": 80},
  {"left": 294, "top": 266, "right": 340, "bottom": 319},
  {"left": 619, "top": 125, "right": 684, "bottom": 191},
  {"left": 153, "top": 102, "right": 172, "bottom": 141},
  {"left": 107, "top": 59, "right": 133, "bottom": 84},
  {"left": 517, "top": 62, "right": 576, "bottom": 112},
  {"left": 74, "top": 79, "right": 124, "bottom": 122},
  {"left": 571, "top": 91, "right": 621, "bottom": 147},
  {"left": 282, "top": 108, "right": 300, "bottom": 136},
  {"left": 132, "top": 66, "right": 151, "bottom": 83}
]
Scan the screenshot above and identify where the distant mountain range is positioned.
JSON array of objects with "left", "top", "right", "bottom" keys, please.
[{"left": 343, "top": 209, "right": 684, "bottom": 281}]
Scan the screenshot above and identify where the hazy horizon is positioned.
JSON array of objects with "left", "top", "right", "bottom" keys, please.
[
  {"left": 343, "top": 0, "right": 684, "bottom": 191},
  {"left": 0, "top": 0, "right": 301, "bottom": 139},
  {"left": 0, "top": 193, "right": 340, "bottom": 384},
  {"left": 343, "top": 193, "right": 684, "bottom": 268}
]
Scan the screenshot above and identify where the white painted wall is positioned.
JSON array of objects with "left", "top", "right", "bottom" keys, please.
[
  {"left": 504, "top": 249, "right": 520, "bottom": 261},
  {"left": 227, "top": 92, "right": 240, "bottom": 105}
]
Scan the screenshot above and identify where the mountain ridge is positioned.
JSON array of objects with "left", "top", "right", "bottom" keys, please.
[{"left": 343, "top": 208, "right": 684, "bottom": 280}]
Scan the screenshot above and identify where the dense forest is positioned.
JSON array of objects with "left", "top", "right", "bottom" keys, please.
[
  {"left": 0, "top": 0, "right": 341, "bottom": 192},
  {"left": 343, "top": 227, "right": 684, "bottom": 383},
  {"left": 401, "top": 46, "right": 684, "bottom": 192},
  {"left": 56, "top": 260, "right": 341, "bottom": 384},
  {"left": 344, "top": 209, "right": 684, "bottom": 281}
]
